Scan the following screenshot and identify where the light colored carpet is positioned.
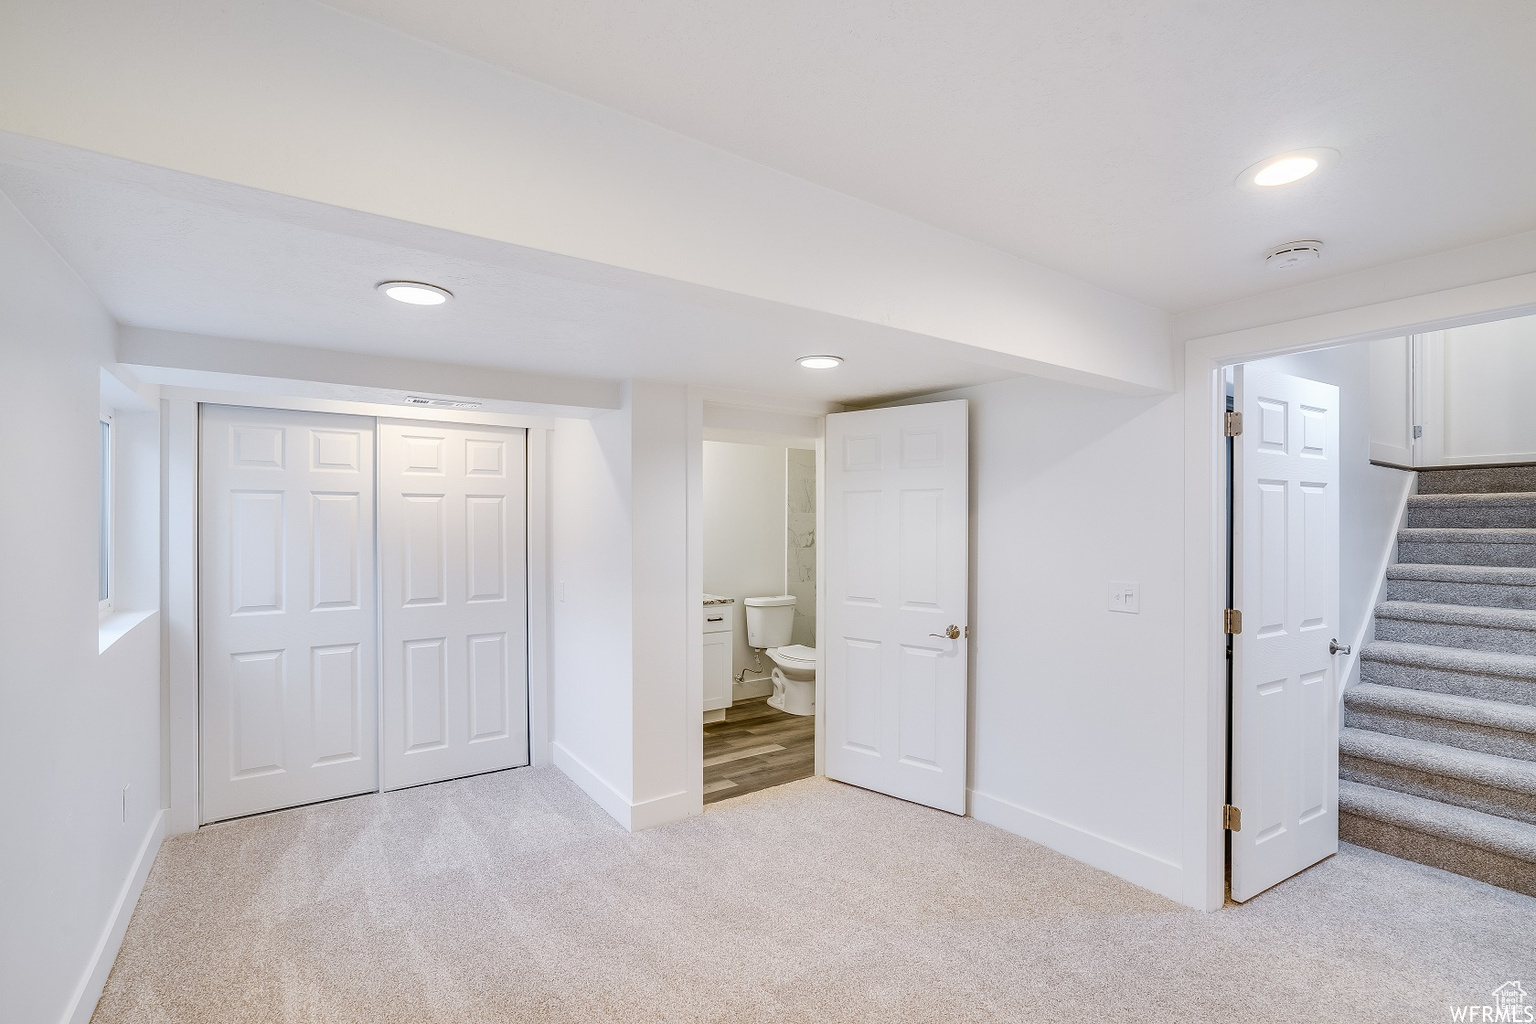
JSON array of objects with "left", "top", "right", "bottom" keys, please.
[{"left": 94, "top": 767, "right": 1535, "bottom": 1023}]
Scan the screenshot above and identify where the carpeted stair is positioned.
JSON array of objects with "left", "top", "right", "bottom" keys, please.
[{"left": 1340, "top": 465, "right": 1536, "bottom": 897}]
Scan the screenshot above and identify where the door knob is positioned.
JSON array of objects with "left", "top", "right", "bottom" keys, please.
[
  {"left": 1329, "top": 638, "right": 1351, "bottom": 656},
  {"left": 929, "top": 625, "right": 961, "bottom": 640}
]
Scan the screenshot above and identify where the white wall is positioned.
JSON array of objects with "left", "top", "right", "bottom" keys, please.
[
  {"left": 549, "top": 380, "right": 695, "bottom": 829},
  {"left": 0, "top": 195, "right": 163, "bottom": 1024},
  {"left": 887, "top": 376, "right": 1190, "bottom": 899},
  {"left": 549, "top": 404, "right": 636, "bottom": 812},
  {"left": 702, "top": 440, "right": 788, "bottom": 682},
  {"left": 1437, "top": 313, "right": 1536, "bottom": 463},
  {"left": 628, "top": 381, "right": 693, "bottom": 818},
  {"left": 1245, "top": 344, "right": 1415, "bottom": 680}
]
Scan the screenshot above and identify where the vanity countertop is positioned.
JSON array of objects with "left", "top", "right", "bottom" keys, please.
[{"left": 702, "top": 594, "right": 736, "bottom": 606}]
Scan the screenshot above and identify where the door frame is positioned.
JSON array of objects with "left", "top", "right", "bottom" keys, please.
[
  {"left": 164, "top": 387, "right": 555, "bottom": 835},
  {"left": 686, "top": 392, "right": 830, "bottom": 813},
  {"left": 1182, "top": 280, "right": 1536, "bottom": 911}
]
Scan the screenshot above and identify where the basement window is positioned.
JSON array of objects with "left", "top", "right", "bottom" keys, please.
[{"left": 99, "top": 408, "right": 113, "bottom": 617}]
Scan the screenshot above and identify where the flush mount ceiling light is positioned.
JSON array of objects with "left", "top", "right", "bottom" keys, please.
[
  {"left": 797, "top": 354, "right": 843, "bottom": 369},
  {"left": 378, "top": 280, "right": 453, "bottom": 305},
  {"left": 1237, "top": 148, "right": 1337, "bottom": 190}
]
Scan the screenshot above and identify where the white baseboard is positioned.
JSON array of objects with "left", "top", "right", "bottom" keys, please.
[
  {"left": 64, "top": 809, "right": 165, "bottom": 1024},
  {"left": 551, "top": 741, "right": 633, "bottom": 828},
  {"left": 630, "top": 788, "right": 694, "bottom": 831},
  {"left": 969, "top": 790, "right": 1182, "bottom": 902},
  {"left": 552, "top": 741, "right": 698, "bottom": 832}
]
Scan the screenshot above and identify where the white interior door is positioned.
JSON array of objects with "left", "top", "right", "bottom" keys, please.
[
  {"left": 1231, "top": 366, "right": 1341, "bottom": 902},
  {"left": 823, "top": 400, "right": 969, "bottom": 814},
  {"left": 378, "top": 421, "right": 529, "bottom": 790},
  {"left": 200, "top": 405, "right": 378, "bottom": 822},
  {"left": 1367, "top": 336, "right": 1414, "bottom": 467}
]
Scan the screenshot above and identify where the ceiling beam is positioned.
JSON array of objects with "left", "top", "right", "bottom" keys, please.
[
  {"left": 1, "top": 0, "right": 1172, "bottom": 393},
  {"left": 118, "top": 326, "right": 622, "bottom": 415}
]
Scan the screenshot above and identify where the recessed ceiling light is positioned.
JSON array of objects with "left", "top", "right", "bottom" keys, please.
[
  {"left": 797, "top": 355, "right": 843, "bottom": 369},
  {"left": 1254, "top": 156, "right": 1317, "bottom": 187},
  {"left": 1237, "top": 148, "right": 1337, "bottom": 190},
  {"left": 378, "top": 281, "right": 452, "bottom": 305}
]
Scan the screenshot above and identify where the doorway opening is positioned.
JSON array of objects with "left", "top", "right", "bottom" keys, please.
[
  {"left": 1220, "top": 309, "right": 1536, "bottom": 903},
  {"left": 700, "top": 435, "right": 819, "bottom": 804}
]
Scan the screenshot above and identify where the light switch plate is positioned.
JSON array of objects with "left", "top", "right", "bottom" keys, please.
[{"left": 1108, "top": 581, "right": 1140, "bottom": 614}]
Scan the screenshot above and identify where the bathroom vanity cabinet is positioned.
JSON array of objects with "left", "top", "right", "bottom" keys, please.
[{"left": 702, "top": 601, "right": 734, "bottom": 721}]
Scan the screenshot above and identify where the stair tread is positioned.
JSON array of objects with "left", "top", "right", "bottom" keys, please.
[
  {"left": 1398, "top": 527, "right": 1536, "bottom": 544},
  {"left": 1416, "top": 465, "right": 1536, "bottom": 495},
  {"left": 1385, "top": 563, "right": 1536, "bottom": 586},
  {"left": 1409, "top": 491, "right": 1536, "bottom": 507},
  {"left": 1339, "top": 727, "right": 1536, "bottom": 795},
  {"left": 1374, "top": 600, "right": 1536, "bottom": 630},
  {"left": 1345, "top": 683, "right": 1536, "bottom": 736},
  {"left": 1339, "top": 779, "right": 1536, "bottom": 863},
  {"left": 1361, "top": 640, "right": 1536, "bottom": 682}
]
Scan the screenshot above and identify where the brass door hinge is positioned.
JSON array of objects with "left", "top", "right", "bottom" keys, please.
[
  {"left": 1224, "top": 804, "right": 1242, "bottom": 832},
  {"left": 1223, "top": 608, "right": 1242, "bottom": 634},
  {"left": 1224, "top": 410, "right": 1243, "bottom": 437}
]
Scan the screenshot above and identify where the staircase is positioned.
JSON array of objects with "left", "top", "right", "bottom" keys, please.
[{"left": 1339, "top": 465, "right": 1536, "bottom": 896}]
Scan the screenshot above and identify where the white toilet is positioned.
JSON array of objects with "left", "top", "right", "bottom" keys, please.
[{"left": 744, "top": 595, "right": 816, "bottom": 716}]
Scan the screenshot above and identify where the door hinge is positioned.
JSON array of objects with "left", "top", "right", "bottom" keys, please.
[
  {"left": 1412, "top": 424, "right": 1423, "bottom": 439},
  {"left": 1223, "top": 608, "right": 1242, "bottom": 634},
  {"left": 1224, "top": 804, "right": 1242, "bottom": 832},
  {"left": 1223, "top": 411, "right": 1243, "bottom": 437}
]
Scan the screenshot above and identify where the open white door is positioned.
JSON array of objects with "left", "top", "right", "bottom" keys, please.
[
  {"left": 378, "top": 421, "right": 530, "bottom": 790},
  {"left": 824, "top": 400, "right": 969, "bottom": 814},
  {"left": 1230, "top": 366, "right": 1342, "bottom": 902}
]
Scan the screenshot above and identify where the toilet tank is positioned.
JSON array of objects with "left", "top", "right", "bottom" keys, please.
[{"left": 744, "top": 595, "right": 796, "bottom": 647}]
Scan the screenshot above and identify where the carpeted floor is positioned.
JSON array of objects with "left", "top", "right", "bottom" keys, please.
[{"left": 93, "top": 767, "right": 1535, "bottom": 1023}]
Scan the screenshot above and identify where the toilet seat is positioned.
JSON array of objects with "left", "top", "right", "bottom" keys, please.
[{"left": 769, "top": 644, "right": 816, "bottom": 670}]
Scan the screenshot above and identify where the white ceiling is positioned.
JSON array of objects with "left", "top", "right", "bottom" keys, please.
[
  {"left": 0, "top": 156, "right": 1017, "bottom": 407},
  {"left": 319, "top": 0, "right": 1536, "bottom": 312}
]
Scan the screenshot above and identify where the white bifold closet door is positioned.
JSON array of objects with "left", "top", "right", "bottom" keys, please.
[
  {"left": 200, "top": 406, "right": 378, "bottom": 823},
  {"left": 378, "top": 421, "right": 530, "bottom": 790}
]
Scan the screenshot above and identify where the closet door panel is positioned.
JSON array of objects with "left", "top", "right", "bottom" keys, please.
[
  {"left": 379, "top": 422, "right": 529, "bottom": 789},
  {"left": 200, "top": 406, "right": 378, "bottom": 822}
]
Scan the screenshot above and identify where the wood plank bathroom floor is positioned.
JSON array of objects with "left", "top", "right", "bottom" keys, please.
[{"left": 702, "top": 698, "right": 815, "bottom": 804}]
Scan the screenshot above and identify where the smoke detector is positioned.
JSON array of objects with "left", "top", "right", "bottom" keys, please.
[{"left": 1264, "top": 240, "right": 1324, "bottom": 270}]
